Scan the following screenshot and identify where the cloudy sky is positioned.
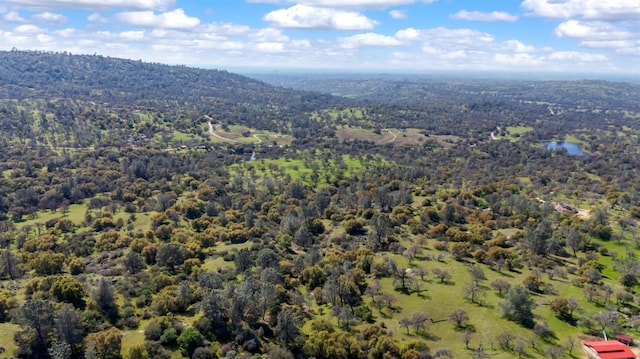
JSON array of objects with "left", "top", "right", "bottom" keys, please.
[{"left": 0, "top": 0, "right": 638, "bottom": 76}]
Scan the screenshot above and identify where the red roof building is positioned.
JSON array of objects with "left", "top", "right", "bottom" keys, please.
[{"left": 583, "top": 340, "right": 636, "bottom": 359}]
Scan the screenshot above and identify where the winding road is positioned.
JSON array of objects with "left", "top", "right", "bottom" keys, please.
[
  {"left": 490, "top": 126, "right": 501, "bottom": 140},
  {"left": 207, "top": 121, "right": 241, "bottom": 144},
  {"left": 381, "top": 128, "right": 400, "bottom": 143}
]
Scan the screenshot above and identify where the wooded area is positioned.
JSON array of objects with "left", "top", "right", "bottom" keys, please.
[{"left": 1, "top": 50, "right": 640, "bottom": 359}]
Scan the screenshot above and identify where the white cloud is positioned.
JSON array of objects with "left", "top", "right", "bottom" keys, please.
[
  {"left": 87, "top": 12, "right": 108, "bottom": 23},
  {"left": 389, "top": 10, "right": 407, "bottom": 19},
  {"left": 251, "top": 28, "right": 289, "bottom": 42},
  {"left": 120, "top": 30, "right": 145, "bottom": 41},
  {"left": 198, "top": 23, "right": 251, "bottom": 37},
  {"left": 581, "top": 40, "right": 633, "bottom": 49},
  {"left": 397, "top": 27, "right": 495, "bottom": 49},
  {"left": 493, "top": 53, "right": 543, "bottom": 67},
  {"left": 2, "top": 0, "right": 175, "bottom": 11},
  {"left": 3, "top": 11, "right": 27, "bottom": 22},
  {"left": 36, "top": 33, "right": 53, "bottom": 42},
  {"left": 339, "top": 32, "right": 403, "bottom": 48},
  {"left": 255, "top": 42, "right": 285, "bottom": 53},
  {"left": 555, "top": 20, "right": 632, "bottom": 40},
  {"left": 548, "top": 51, "right": 609, "bottom": 63},
  {"left": 14, "top": 24, "right": 42, "bottom": 33},
  {"left": 0, "top": 3, "right": 634, "bottom": 75},
  {"left": 521, "top": 0, "right": 640, "bottom": 21},
  {"left": 264, "top": 5, "right": 378, "bottom": 30},
  {"left": 441, "top": 50, "right": 469, "bottom": 60},
  {"left": 554, "top": 19, "right": 638, "bottom": 53},
  {"left": 395, "top": 27, "right": 420, "bottom": 40},
  {"left": 248, "top": 0, "right": 435, "bottom": 8},
  {"left": 33, "top": 12, "right": 68, "bottom": 24},
  {"left": 501, "top": 40, "right": 536, "bottom": 53},
  {"left": 617, "top": 45, "right": 640, "bottom": 56},
  {"left": 116, "top": 9, "right": 200, "bottom": 29},
  {"left": 298, "top": 0, "right": 416, "bottom": 8},
  {"left": 55, "top": 28, "right": 75, "bottom": 37},
  {"left": 450, "top": 10, "right": 518, "bottom": 22}
]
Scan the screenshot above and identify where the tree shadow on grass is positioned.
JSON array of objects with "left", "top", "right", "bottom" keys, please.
[
  {"left": 416, "top": 331, "right": 441, "bottom": 341},
  {"left": 455, "top": 324, "right": 476, "bottom": 333},
  {"left": 496, "top": 271, "right": 515, "bottom": 278}
]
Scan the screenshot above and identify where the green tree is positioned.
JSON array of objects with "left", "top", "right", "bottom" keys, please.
[
  {"left": 93, "top": 278, "right": 118, "bottom": 322},
  {"left": 48, "top": 341, "right": 71, "bottom": 359},
  {"left": 14, "top": 299, "right": 55, "bottom": 359},
  {"left": 0, "top": 249, "right": 22, "bottom": 279},
  {"left": 86, "top": 327, "right": 122, "bottom": 359},
  {"left": 344, "top": 219, "right": 366, "bottom": 236},
  {"left": 50, "top": 276, "right": 86, "bottom": 309},
  {"left": 177, "top": 328, "right": 204, "bottom": 358},
  {"left": 30, "top": 251, "right": 65, "bottom": 275},
  {"left": 54, "top": 304, "right": 84, "bottom": 356},
  {"left": 122, "top": 252, "right": 145, "bottom": 275},
  {"left": 234, "top": 248, "right": 253, "bottom": 273},
  {"left": 276, "top": 307, "right": 299, "bottom": 346},
  {"left": 126, "top": 345, "right": 148, "bottom": 359},
  {"left": 500, "top": 285, "right": 535, "bottom": 327},
  {"left": 155, "top": 242, "right": 186, "bottom": 270}
]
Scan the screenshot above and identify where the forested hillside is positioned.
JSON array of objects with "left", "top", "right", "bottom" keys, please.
[{"left": 1, "top": 51, "right": 640, "bottom": 359}]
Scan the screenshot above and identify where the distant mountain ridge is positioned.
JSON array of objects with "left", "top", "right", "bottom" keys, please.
[
  {"left": 0, "top": 50, "right": 340, "bottom": 110},
  {"left": 0, "top": 50, "right": 346, "bottom": 145}
]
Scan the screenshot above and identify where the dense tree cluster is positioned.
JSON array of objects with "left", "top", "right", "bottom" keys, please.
[{"left": 0, "top": 51, "right": 639, "bottom": 358}]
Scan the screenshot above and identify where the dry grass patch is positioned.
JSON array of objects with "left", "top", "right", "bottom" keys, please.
[{"left": 336, "top": 127, "right": 454, "bottom": 146}]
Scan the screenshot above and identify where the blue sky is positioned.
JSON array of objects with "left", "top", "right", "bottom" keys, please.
[{"left": 0, "top": 0, "right": 638, "bottom": 76}]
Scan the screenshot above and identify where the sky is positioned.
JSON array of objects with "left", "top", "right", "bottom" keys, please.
[{"left": 0, "top": 0, "right": 638, "bottom": 76}]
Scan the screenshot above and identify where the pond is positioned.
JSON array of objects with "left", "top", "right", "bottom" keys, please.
[{"left": 541, "top": 141, "right": 587, "bottom": 156}]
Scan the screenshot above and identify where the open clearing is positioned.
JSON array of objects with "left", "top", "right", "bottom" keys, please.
[
  {"left": 207, "top": 122, "right": 293, "bottom": 146},
  {"left": 336, "top": 127, "right": 461, "bottom": 147}
]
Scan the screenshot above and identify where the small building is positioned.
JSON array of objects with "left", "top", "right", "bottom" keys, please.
[
  {"left": 583, "top": 340, "right": 636, "bottom": 359},
  {"left": 616, "top": 334, "right": 635, "bottom": 346}
]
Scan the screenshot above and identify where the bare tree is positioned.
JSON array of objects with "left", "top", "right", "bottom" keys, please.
[
  {"left": 472, "top": 346, "right": 488, "bottom": 359},
  {"left": 448, "top": 309, "right": 469, "bottom": 328},
  {"left": 378, "top": 292, "right": 397, "bottom": 310},
  {"left": 463, "top": 281, "right": 485, "bottom": 304},
  {"left": 411, "top": 312, "right": 430, "bottom": 333},
  {"left": 392, "top": 266, "right": 412, "bottom": 291},
  {"left": 399, "top": 316, "right": 412, "bottom": 334},
  {"left": 462, "top": 330, "right": 472, "bottom": 349},
  {"left": 490, "top": 278, "right": 511, "bottom": 296},
  {"left": 432, "top": 267, "right": 452, "bottom": 284},
  {"left": 583, "top": 284, "right": 600, "bottom": 303},
  {"left": 404, "top": 244, "right": 422, "bottom": 264},
  {"left": 364, "top": 280, "right": 382, "bottom": 301},
  {"left": 544, "top": 345, "right": 564, "bottom": 359},
  {"left": 469, "top": 264, "right": 486, "bottom": 285},
  {"left": 495, "top": 331, "right": 514, "bottom": 350},
  {"left": 564, "top": 336, "right": 577, "bottom": 356},
  {"left": 514, "top": 336, "right": 526, "bottom": 358}
]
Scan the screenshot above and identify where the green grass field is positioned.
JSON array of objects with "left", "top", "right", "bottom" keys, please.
[
  {"left": 229, "top": 152, "right": 371, "bottom": 187},
  {"left": 502, "top": 126, "right": 533, "bottom": 141},
  {"left": 0, "top": 323, "right": 19, "bottom": 358},
  {"left": 16, "top": 201, "right": 88, "bottom": 230},
  {"left": 207, "top": 124, "right": 293, "bottom": 147}
]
